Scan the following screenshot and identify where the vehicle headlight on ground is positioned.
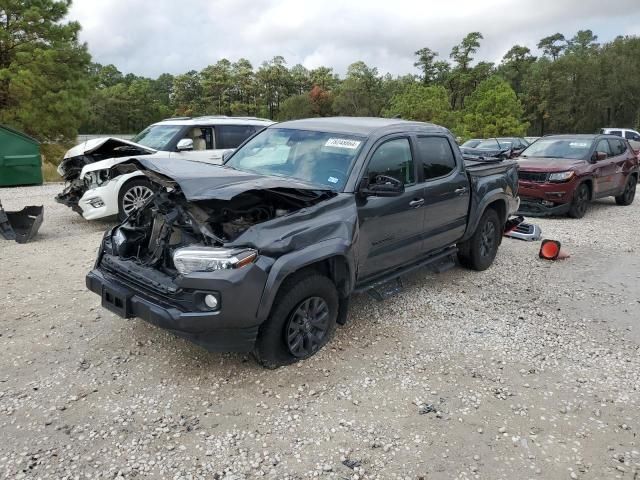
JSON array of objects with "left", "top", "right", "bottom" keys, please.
[
  {"left": 83, "top": 169, "right": 110, "bottom": 189},
  {"left": 548, "top": 171, "right": 575, "bottom": 182},
  {"left": 172, "top": 246, "right": 258, "bottom": 275}
]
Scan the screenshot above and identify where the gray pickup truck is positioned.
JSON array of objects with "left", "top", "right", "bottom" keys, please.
[{"left": 86, "top": 117, "right": 519, "bottom": 367}]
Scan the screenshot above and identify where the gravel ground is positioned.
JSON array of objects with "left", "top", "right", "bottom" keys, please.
[{"left": 0, "top": 183, "right": 639, "bottom": 480}]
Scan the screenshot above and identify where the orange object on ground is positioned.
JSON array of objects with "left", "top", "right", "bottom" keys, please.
[{"left": 539, "top": 239, "right": 570, "bottom": 260}]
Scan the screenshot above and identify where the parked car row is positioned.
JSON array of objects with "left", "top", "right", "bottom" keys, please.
[
  {"left": 52, "top": 117, "right": 638, "bottom": 368},
  {"left": 460, "top": 137, "right": 530, "bottom": 161}
]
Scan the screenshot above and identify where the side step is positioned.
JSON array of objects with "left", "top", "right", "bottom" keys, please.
[{"left": 355, "top": 246, "right": 457, "bottom": 301}]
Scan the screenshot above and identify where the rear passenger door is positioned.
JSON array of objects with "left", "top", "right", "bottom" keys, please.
[
  {"left": 608, "top": 138, "right": 631, "bottom": 193},
  {"left": 356, "top": 137, "right": 426, "bottom": 280},
  {"left": 415, "top": 135, "right": 470, "bottom": 252},
  {"left": 593, "top": 138, "right": 616, "bottom": 196},
  {"left": 214, "top": 125, "right": 259, "bottom": 163}
]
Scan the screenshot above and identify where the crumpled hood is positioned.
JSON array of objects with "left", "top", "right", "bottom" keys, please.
[
  {"left": 114, "top": 157, "right": 333, "bottom": 201},
  {"left": 64, "top": 137, "right": 156, "bottom": 159},
  {"left": 517, "top": 157, "right": 587, "bottom": 172}
]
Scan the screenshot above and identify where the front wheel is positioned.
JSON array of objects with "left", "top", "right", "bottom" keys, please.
[
  {"left": 254, "top": 272, "right": 339, "bottom": 368},
  {"left": 118, "top": 179, "right": 154, "bottom": 221},
  {"left": 568, "top": 183, "right": 590, "bottom": 218},
  {"left": 615, "top": 176, "right": 636, "bottom": 206},
  {"left": 457, "top": 208, "right": 501, "bottom": 271}
]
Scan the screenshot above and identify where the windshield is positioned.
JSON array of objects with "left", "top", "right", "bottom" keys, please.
[
  {"left": 225, "top": 128, "right": 365, "bottom": 190},
  {"left": 461, "top": 139, "right": 481, "bottom": 148},
  {"left": 475, "top": 139, "right": 512, "bottom": 149},
  {"left": 520, "top": 138, "right": 593, "bottom": 160},
  {"left": 131, "top": 125, "right": 184, "bottom": 150}
]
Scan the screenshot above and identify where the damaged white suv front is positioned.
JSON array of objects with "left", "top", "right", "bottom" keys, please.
[{"left": 55, "top": 117, "right": 274, "bottom": 220}]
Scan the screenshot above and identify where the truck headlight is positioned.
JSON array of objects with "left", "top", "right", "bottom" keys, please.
[
  {"left": 172, "top": 246, "right": 257, "bottom": 275},
  {"left": 548, "top": 171, "right": 574, "bottom": 182}
]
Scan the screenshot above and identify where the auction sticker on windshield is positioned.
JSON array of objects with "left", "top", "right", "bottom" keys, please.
[{"left": 325, "top": 138, "right": 361, "bottom": 149}]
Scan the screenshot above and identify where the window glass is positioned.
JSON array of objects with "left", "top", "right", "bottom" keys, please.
[
  {"left": 200, "top": 127, "right": 214, "bottom": 149},
  {"left": 609, "top": 138, "right": 626, "bottom": 156},
  {"left": 367, "top": 138, "right": 414, "bottom": 185},
  {"left": 216, "top": 125, "right": 258, "bottom": 149},
  {"left": 610, "top": 130, "right": 622, "bottom": 137},
  {"left": 131, "top": 125, "right": 184, "bottom": 150},
  {"left": 624, "top": 131, "right": 640, "bottom": 141},
  {"left": 596, "top": 139, "right": 612, "bottom": 157},
  {"left": 226, "top": 128, "right": 364, "bottom": 190},
  {"left": 416, "top": 136, "right": 456, "bottom": 180}
]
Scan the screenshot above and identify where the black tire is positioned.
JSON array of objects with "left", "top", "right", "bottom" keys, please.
[
  {"left": 254, "top": 272, "right": 339, "bottom": 368},
  {"left": 457, "top": 208, "right": 501, "bottom": 271},
  {"left": 117, "top": 178, "right": 154, "bottom": 221},
  {"left": 568, "top": 183, "right": 590, "bottom": 218},
  {"left": 615, "top": 175, "right": 637, "bottom": 206}
]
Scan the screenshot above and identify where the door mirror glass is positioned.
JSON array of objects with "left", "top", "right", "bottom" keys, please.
[
  {"left": 359, "top": 175, "right": 405, "bottom": 197},
  {"left": 177, "top": 138, "right": 194, "bottom": 151}
]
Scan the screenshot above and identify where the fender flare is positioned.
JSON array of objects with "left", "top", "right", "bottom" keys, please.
[
  {"left": 463, "top": 190, "right": 511, "bottom": 241},
  {"left": 255, "top": 238, "right": 356, "bottom": 322}
]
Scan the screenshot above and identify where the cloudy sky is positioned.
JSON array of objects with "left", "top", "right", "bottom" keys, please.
[{"left": 68, "top": 0, "right": 640, "bottom": 78}]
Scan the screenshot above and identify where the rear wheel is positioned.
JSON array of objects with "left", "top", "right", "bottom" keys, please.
[
  {"left": 615, "top": 175, "right": 636, "bottom": 206},
  {"left": 568, "top": 183, "right": 590, "bottom": 218},
  {"left": 457, "top": 208, "right": 501, "bottom": 271},
  {"left": 118, "top": 179, "right": 154, "bottom": 221},
  {"left": 254, "top": 272, "right": 339, "bottom": 368}
]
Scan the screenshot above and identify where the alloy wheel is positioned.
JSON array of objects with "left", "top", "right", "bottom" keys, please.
[
  {"left": 285, "top": 296, "right": 330, "bottom": 358},
  {"left": 122, "top": 185, "right": 153, "bottom": 215},
  {"left": 479, "top": 220, "right": 496, "bottom": 258}
]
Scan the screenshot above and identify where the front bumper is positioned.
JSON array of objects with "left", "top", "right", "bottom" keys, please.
[
  {"left": 517, "top": 197, "right": 571, "bottom": 216},
  {"left": 86, "top": 257, "right": 271, "bottom": 352},
  {"left": 516, "top": 180, "right": 575, "bottom": 217},
  {"left": 79, "top": 184, "right": 120, "bottom": 220}
]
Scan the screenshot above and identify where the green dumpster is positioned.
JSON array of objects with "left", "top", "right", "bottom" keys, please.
[{"left": 0, "top": 125, "right": 43, "bottom": 187}]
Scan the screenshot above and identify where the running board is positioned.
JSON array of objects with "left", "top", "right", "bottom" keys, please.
[{"left": 354, "top": 246, "right": 458, "bottom": 301}]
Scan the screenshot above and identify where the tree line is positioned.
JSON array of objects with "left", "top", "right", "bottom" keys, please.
[{"left": 2, "top": 1, "right": 640, "bottom": 144}]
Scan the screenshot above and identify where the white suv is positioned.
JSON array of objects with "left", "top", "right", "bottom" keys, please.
[
  {"left": 600, "top": 128, "right": 640, "bottom": 146},
  {"left": 68, "top": 116, "right": 273, "bottom": 221}
]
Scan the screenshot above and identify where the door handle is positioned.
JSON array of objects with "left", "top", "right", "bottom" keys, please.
[
  {"left": 409, "top": 198, "right": 425, "bottom": 208},
  {"left": 455, "top": 187, "right": 468, "bottom": 195}
]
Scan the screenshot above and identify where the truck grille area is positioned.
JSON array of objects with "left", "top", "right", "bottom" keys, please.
[
  {"left": 99, "top": 254, "right": 194, "bottom": 311},
  {"left": 519, "top": 171, "right": 548, "bottom": 182}
]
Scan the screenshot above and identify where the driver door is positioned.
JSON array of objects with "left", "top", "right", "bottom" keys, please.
[{"left": 357, "top": 136, "right": 426, "bottom": 280}]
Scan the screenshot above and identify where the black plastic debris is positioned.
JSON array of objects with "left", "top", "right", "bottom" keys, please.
[{"left": 0, "top": 200, "right": 44, "bottom": 243}]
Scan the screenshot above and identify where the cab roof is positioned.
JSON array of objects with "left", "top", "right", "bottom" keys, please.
[
  {"left": 274, "top": 117, "right": 450, "bottom": 136},
  {"left": 153, "top": 116, "right": 274, "bottom": 127}
]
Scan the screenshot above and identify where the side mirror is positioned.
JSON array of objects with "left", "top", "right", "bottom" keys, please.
[
  {"left": 592, "top": 151, "right": 607, "bottom": 162},
  {"left": 177, "top": 138, "right": 193, "bottom": 151},
  {"left": 359, "top": 175, "right": 404, "bottom": 197}
]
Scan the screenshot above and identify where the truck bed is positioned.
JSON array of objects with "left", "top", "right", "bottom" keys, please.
[{"left": 464, "top": 158, "right": 518, "bottom": 177}]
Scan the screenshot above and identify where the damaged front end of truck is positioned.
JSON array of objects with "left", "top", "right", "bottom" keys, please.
[{"left": 87, "top": 158, "right": 358, "bottom": 352}]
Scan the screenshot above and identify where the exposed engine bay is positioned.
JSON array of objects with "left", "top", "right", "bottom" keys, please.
[{"left": 107, "top": 186, "right": 333, "bottom": 275}]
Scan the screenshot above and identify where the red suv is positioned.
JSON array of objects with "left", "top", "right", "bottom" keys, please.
[{"left": 517, "top": 134, "right": 638, "bottom": 218}]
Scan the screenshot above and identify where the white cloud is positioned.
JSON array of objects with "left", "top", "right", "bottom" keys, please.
[{"left": 68, "top": 0, "right": 640, "bottom": 77}]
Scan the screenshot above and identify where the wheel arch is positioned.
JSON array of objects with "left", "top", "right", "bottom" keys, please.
[{"left": 256, "top": 240, "right": 356, "bottom": 324}]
